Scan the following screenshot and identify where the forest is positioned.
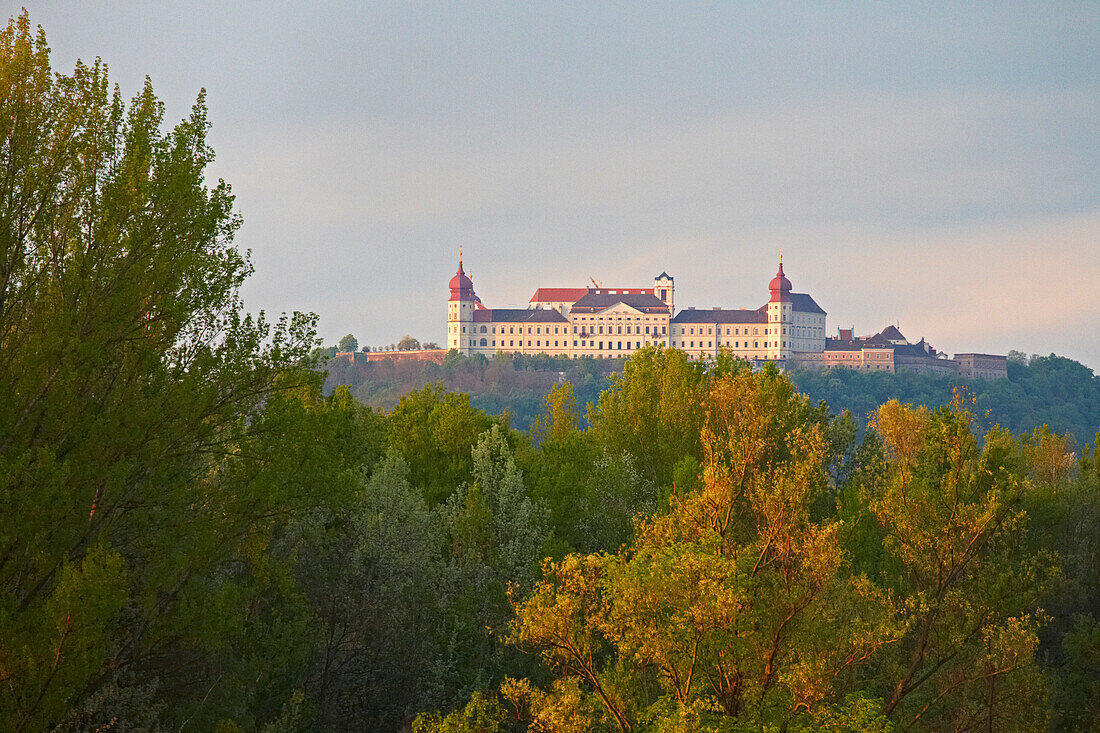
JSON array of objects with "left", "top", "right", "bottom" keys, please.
[
  {"left": 323, "top": 345, "right": 1100, "bottom": 444},
  {"left": 1, "top": 13, "right": 1098, "bottom": 732}
]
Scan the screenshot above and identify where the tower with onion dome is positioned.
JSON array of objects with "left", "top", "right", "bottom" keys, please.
[
  {"left": 447, "top": 251, "right": 477, "bottom": 353},
  {"left": 765, "top": 253, "right": 794, "bottom": 361}
]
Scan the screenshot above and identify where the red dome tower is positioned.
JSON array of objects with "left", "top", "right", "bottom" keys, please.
[
  {"left": 768, "top": 255, "right": 792, "bottom": 303},
  {"left": 447, "top": 251, "right": 477, "bottom": 353},
  {"left": 449, "top": 252, "right": 474, "bottom": 301},
  {"left": 764, "top": 253, "right": 794, "bottom": 362}
]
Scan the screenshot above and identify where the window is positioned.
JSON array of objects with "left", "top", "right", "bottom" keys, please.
[
  {"left": 480, "top": 325, "right": 487, "bottom": 333},
  {"left": 599, "top": 341, "right": 604, "bottom": 349},
  {"left": 617, "top": 326, "right": 622, "bottom": 334},
  {"left": 617, "top": 341, "right": 622, "bottom": 350},
  {"left": 480, "top": 338, "right": 487, "bottom": 346},
  {"left": 645, "top": 326, "right": 650, "bottom": 334},
  {"left": 461, "top": 326, "right": 466, "bottom": 333}
]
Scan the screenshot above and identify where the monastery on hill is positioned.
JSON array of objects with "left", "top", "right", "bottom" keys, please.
[
  {"left": 448, "top": 254, "right": 825, "bottom": 362},
  {"left": 444, "top": 254, "right": 1006, "bottom": 379}
]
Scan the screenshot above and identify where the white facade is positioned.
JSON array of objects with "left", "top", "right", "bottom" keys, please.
[{"left": 447, "top": 257, "right": 827, "bottom": 363}]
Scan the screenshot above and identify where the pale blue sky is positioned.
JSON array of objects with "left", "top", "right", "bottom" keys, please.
[{"left": 21, "top": 2, "right": 1100, "bottom": 366}]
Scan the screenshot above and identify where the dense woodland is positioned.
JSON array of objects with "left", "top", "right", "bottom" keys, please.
[
  {"left": 2, "top": 15, "right": 1099, "bottom": 732},
  {"left": 323, "top": 346, "right": 1100, "bottom": 444}
]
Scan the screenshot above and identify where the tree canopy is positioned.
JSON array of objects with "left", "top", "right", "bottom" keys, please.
[{"left": 338, "top": 333, "right": 358, "bottom": 352}]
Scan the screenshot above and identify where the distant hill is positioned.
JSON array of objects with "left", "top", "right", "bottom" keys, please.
[
  {"left": 323, "top": 350, "right": 1099, "bottom": 442},
  {"left": 789, "top": 354, "right": 1100, "bottom": 445},
  {"left": 322, "top": 351, "right": 624, "bottom": 431}
]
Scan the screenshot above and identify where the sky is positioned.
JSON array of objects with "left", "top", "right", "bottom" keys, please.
[{"left": 21, "top": 2, "right": 1100, "bottom": 367}]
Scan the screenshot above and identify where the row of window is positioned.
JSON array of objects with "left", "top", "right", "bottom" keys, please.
[
  {"left": 574, "top": 314, "right": 664, "bottom": 321},
  {"left": 473, "top": 339, "right": 659, "bottom": 350},
  {"left": 466, "top": 339, "right": 799, "bottom": 351},
  {"left": 579, "top": 325, "right": 667, "bottom": 335},
  {"left": 675, "top": 325, "right": 818, "bottom": 337},
  {"left": 675, "top": 340, "right": 792, "bottom": 350},
  {"left": 477, "top": 339, "right": 567, "bottom": 348},
  {"left": 457, "top": 324, "right": 671, "bottom": 336},
  {"left": 457, "top": 323, "right": 824, "bottom": 337}
]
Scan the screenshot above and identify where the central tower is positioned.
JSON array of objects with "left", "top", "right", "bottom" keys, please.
[{"left": 654, "top": 272, "right": 674, "bottom": 313}]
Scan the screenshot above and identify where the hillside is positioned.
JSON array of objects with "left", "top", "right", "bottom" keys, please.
[
  {"left": 789, "top": 354, "right": 1100, "bottom": 443},
  {"left": 323, "top": 351, "right": 624, "bottom": 431},
  {"left": 323, "top": 349, "right": 1100, "bottom": 442}
]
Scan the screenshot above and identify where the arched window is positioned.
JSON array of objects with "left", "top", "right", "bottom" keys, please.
[
  {"left": 480, "top": 325, "right": 487, "bottom": 333},
  {"left": 480, "top": 338, "right": 487, "bottom": 346}
]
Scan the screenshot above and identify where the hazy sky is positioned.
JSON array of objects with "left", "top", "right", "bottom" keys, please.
[{"left": 22, "top": 2, "right": 1100, "bottom": 367}]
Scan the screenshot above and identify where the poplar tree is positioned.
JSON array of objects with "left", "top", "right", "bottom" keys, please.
[{"left": 0, "top": 12, "right": 317, "bottom": 729}]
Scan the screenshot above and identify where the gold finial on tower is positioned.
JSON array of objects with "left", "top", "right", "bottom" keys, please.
[
  {"left": 459, "top": 246, "right": 463, "bottom": 265},
  {"left": 779, "top": 248, "right": 783, "bottom": 264}
]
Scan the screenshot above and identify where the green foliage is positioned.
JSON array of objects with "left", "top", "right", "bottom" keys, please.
[
  {"left": 505, "top": 368, "right": 898, "bottom": 731},
  {"left": 338, "top": 333, "right": 358, "bottom": 352},
  {"left": 387, "top": 383, "right": 496, "bottom": 505},
  {"left": 310, "top": 343, "right": 339, "bottom": 362},
  {"left": 325, "top": 350, "right": 622, "bottom": 431},
  {"left": 0, "top": 11, "right": 328, "bottom": 730},
  {"left": 280, "top": 451, "right": 446, "bottom": 729},
  {"left": 413, "top": 691, "right": 506, "bottom": 733},
  {"left": 1049, "top": 615, "right": 1100, "bottom": 732},
  {"left": 498, "top": 376, "right": 1063, "bottom": 732},
  {"left": 586, "top": 345, "right": 711, "bottom": 488},
  {"left": 399, "top": 334, "right": 422, "bottom": 351},
  {"left": 789, "top": 354, "right": 1100, "bottom": 442}
]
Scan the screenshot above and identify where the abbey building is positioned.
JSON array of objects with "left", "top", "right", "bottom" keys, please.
[
  {"left": 443, "top": 255, "right": 1007, "bottom": 379},
  {"left": 447, "top": 255, "right": 826, "bottom": 364}
]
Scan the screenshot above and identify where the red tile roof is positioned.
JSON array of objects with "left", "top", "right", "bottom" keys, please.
[{"left": 529, "top": 287, "right": 589, "bottom": 303}]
